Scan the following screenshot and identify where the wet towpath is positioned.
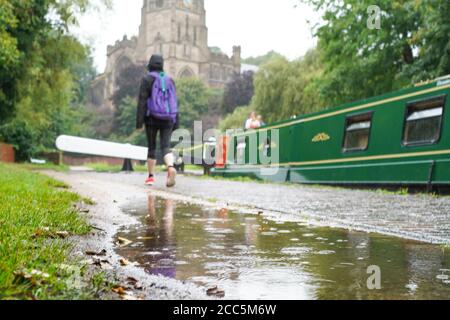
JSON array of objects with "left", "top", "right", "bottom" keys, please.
[
  {"left": 117, "top": 196, "right": 450, "bottom": 300},
  {"left": 98, "top": 172, "right": 450, "bottom": 244},
  {"left": 45, "top": 170, "right": 450, "bottom": 299}
]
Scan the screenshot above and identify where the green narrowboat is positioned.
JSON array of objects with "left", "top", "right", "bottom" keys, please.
[{"left": 212, "top": 75, "right": 450, "bottom": 187}]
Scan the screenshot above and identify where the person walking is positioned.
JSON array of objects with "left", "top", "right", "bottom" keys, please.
[{"left": 136, "top": 54, "right": 178, "bottom": 187}]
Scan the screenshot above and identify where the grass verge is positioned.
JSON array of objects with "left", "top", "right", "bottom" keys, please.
[
  {"left": 86, "top": 162, "right": 151, "bottom": 173},
  {"left": 19, "top": 163, "right": 70, "bottom": 172},
  {"left": 0, "top": 163, "right": 109, "bottom": 300}
]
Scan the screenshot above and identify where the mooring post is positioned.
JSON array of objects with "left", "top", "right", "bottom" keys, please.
[{"left": 121, "top": 159, "right": 134, "bottom": 172}]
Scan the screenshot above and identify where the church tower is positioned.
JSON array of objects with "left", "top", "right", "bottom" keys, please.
[
  {"left": 136, "top": 0, "right": 210, "bottom": 79},
  {"left": 90, "top": 0, "right": 241, "bottom": 111}
]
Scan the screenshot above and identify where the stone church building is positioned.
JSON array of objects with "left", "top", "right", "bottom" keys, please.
[{"left": 90, "top": 0, "right": 242, "bottom": 109}]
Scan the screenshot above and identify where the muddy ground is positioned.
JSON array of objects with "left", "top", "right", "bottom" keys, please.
[{"left": 44, "top": 170, "right": 450, "bottom": 299}]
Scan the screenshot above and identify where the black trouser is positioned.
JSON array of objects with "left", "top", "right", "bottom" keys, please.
[{"left": 145, "top": 125, "right": 173, "bottom": 160}]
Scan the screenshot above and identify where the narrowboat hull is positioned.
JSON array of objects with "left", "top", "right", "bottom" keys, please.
[{"left": 213, "top": 77, "right": 450, "bottom": 186}]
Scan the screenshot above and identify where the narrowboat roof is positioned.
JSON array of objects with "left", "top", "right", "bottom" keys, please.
[{"left": 258, "top": 74, "right": 450, "bottom": 130}]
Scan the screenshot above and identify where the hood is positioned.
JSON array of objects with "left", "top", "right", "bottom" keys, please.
[{"left": 147, "top": 54, "right": 164, "bottom": 72}]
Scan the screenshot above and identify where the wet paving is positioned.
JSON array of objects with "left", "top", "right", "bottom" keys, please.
[
  {"left": 96, "top": 172, "right": 450, "bottom": 244},
  {"left": 116, "top": 196, "right": 450, "bottom": 300}
]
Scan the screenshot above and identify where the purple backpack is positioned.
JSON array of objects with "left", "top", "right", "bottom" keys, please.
[{"left": 147, "top": 71, "right": 178, "bottom": 123}]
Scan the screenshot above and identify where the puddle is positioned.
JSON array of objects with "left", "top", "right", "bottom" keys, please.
[{"left": 116, "top": 196, "right": 450, "bottom": 300}]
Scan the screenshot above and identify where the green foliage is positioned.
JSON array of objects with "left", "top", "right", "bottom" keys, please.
[
  {"left": 402, "top": 1, "right": 450, "bottom": 81},
  {"left": 115, "top": 96, "right": 138, "bottom": 137},
  {"left": 0, "top": 163, "right": 103, "bottom": 299},
  {"left": 0, "top": 0, "right": 109, "bottom": 121},
  {"left": 249, "top": 1, "right": 450, "bottom": 125},
  {"left": 222, "top": 71, "right": 255, "bottom": 114},
  {"left": 86, "top": 162, "right": 149, "bottom": 173},
  {"left": 0, "top": 0, "right": 20, "bottom": 72},
  {"left": 218, "top": 105, "right": 253, "bottom": 131},
  {"left": 243, "top": 50, "right": 285, "bottom": 66},
  {"left": 176, "top": 77, "right": 210, "bottom": 130},
  {"left": 71, "top": 49, "right": 98, "bottom": 104},
  {"left": 112, "top": 63, "right": 145, "bottom": 109},
  {"left": 200, "top": 86, "right": 224, "bottom": 130},
  {"left": 20, "top": 163, "right": 70, "bottom": 172},
  {"left": 0, "top": 0, "right": 105, "bottom": 159},
  {"left": 124, "top": 129, "right": 147, "bottom": 147},
  {"left": 0, "top": 119, "right": 36, "bottom": 161},
  {"left": 13, "top": 34, "right": 95, "bottom": 154},
  {"left": 252, "top": 49, "right": 325, "bottom": 123},
  {"left": 0, "top": 0, "right": 48, "bottom": 120},
  {"left": 301, "top": 0, "right": 450, "bottom": 107}
]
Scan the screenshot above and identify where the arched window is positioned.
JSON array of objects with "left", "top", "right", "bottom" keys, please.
[
  {"left": 185, "top": 15, "right": 189, "bottom": 36},
  {"left": 193, "top": 27, "right": 197, "bottom": 45},
  {"left": 179, "top": 67, "right": 195, "bottom": 78}
]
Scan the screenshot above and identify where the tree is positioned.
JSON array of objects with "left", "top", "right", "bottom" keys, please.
[
  {"left": 0, "top": 0, "right": 48, "bottom": 122},
  {"left": 176, "top": 77, "right": 210, "bottom": 130},
  {"left": 402, "top": 1, "right": 450, "bottom": 81},
  {"left": 242, "top": 50, "right": 285, "bottom": 66},
  {"left": 0, "top": 119, "right": 36, "bottom": 161},
  {"left": 202, "top": 88, "right": 224, "bottom": 130},
  {"left": 12, "top": 34, "right": 94, "bottom": 151},
  {"left": 251, "top": 49, "right": 325, "bottom": 124},
  {"left": 112, "top": 63, "right": 146, "bottom": 108},
  {"left": 0, "top": 1, "right": 20, "bottom": 75},
  {"left": 0, "top": 0, "right": 110, "bottom": 123},
  {"left": 115, "top": 96, "right": 138, "bottom": 137},
  {"left": 222, "top": 71, "right": 254, "bottom": 114},
  {"left": 71, "top": 48, "right": 98, "bottom": 104},
  {"left": 0, "top": 0, "right": 110, "bottom": 159},
  {"left": 301, "top": 0, "right": 450, "bottom": 107}
]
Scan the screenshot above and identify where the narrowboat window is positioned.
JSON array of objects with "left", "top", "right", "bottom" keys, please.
[
  {"left": 233, "top": 137, "right": 238, "bottom": 163},
  {"left": 263, "top": 131, "right": 272, "bottom": 158},
  {"left": 264, "top": 138, "right": 271, "bottom": 157},
  {"left": 236, "top": 137, "right": 247, "bottom": 164},
  {"left": 403, "top": 95, "right": 446, "bottom": 146},
  {"left": 343, "top": 113, "right": 373, "bottom": 152}
]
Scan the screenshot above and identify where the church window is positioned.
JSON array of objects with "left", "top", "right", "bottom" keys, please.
[
  {"left": 180, "top": 67, "right": 194, "bottom": 78},
  {"left": 193, "top": 27, "right": 197, "bottom": 45},
  {"left": 186, "top": 16, "right": 189, "bottom": 36},
  {"left": 156, "top": 0, "right": 163, "bottom": 8}
]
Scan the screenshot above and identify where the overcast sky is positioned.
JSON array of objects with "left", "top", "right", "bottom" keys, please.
[{"left": 72, "top": 0, "right": 320, "bottom": 72}]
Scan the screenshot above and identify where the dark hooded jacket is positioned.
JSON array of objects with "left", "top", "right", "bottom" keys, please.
[{"left": 136, "top": 55, "right": 179, "bottom": 129}]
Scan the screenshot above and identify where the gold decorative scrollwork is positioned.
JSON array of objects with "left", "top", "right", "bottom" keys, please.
[{"left": 312, "top": 133, "right": 331, "bottom": 143}]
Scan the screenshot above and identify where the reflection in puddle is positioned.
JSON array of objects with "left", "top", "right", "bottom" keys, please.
[{"left": 116, "top": 195, "right": 450, "bottom": 300}]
